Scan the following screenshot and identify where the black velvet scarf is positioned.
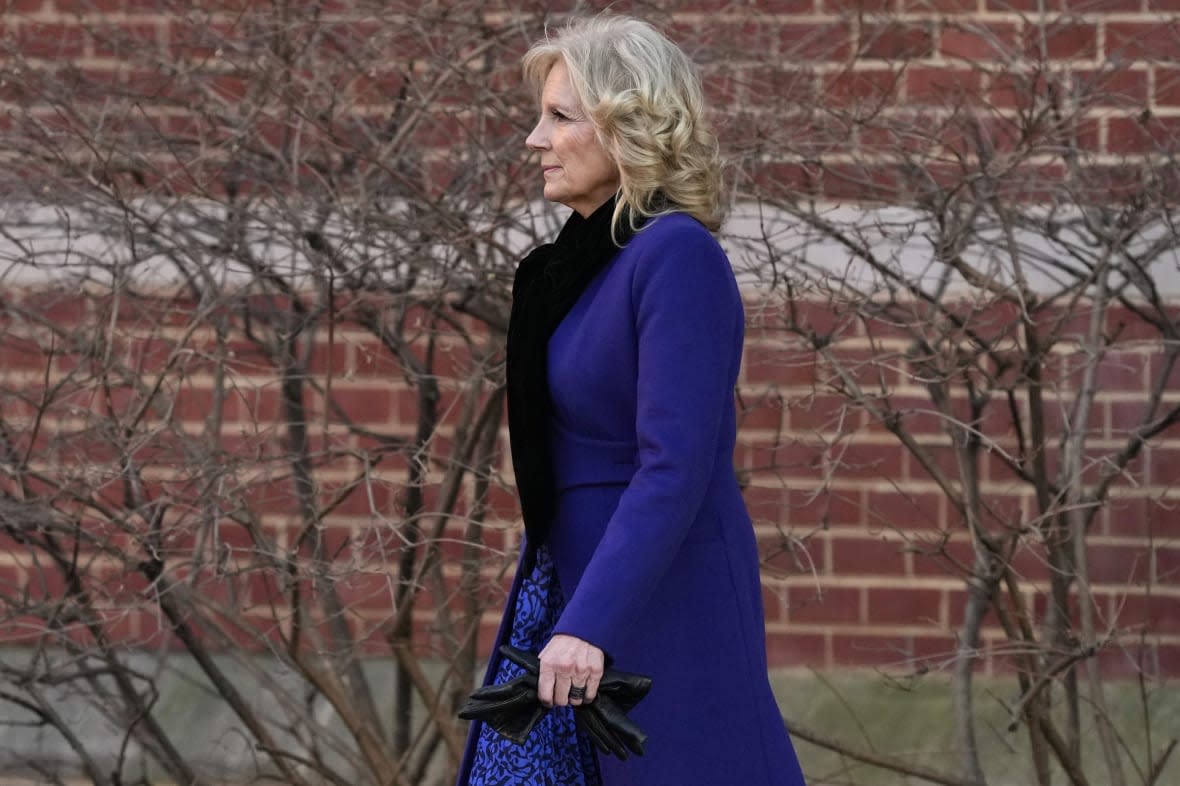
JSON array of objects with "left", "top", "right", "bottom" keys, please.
[{"left": 506, "top": 197, "right": 634, "bottom": 571}]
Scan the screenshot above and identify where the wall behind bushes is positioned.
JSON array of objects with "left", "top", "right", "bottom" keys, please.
[{"left": 0, "top": 0, "right": 1177, "bottom": 679}]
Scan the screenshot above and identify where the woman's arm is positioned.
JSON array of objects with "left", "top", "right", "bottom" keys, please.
[{"left": 548, "top": 219, "right": 744, "bottom": 660}]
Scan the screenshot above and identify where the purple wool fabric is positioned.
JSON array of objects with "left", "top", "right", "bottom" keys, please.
[{"left": 458, "top": 213, "right": 807, "bottom": 786}]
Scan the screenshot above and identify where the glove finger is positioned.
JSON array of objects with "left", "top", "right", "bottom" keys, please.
[
  {"left": 458, "top": 690, "right": 536, "bottom": 721},
  {"left": 575, "top": 706, "right": 629, "bottom": 760},
  {"left": 499, "top": 644, "right": 540, "bottom": 675},
  {"left": 596, "top": 670, "right": 652, "bottom": 712},
  {"left": 464, "top": 681, "right": 526, "bottom": 703},
  {"left": 492, "top": 705, "right": 549, "bottom": 744},
  {"left": 592, "top": 695, "right": 648, "bottom": 756}
]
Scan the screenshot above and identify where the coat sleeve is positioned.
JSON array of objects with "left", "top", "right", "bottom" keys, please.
[{"left": 550, "top": 221, "right": 744, "bottom": 658}]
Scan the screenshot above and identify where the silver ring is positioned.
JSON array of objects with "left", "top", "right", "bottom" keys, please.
[{"left": 568, "top": 685, "right": 587, "bottom": 701}]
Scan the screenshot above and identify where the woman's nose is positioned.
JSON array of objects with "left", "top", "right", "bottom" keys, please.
[{"left": 525, "top": 120, "right": 548, "bottom": 151}]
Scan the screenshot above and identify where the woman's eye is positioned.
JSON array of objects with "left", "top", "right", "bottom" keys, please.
[{"left": 550, "top": 110, "right": 569, "bottom": 121}]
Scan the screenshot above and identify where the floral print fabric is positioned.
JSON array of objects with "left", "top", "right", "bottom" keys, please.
[{"left": 465, "top": 546, "right": 602, "bottom": 786}]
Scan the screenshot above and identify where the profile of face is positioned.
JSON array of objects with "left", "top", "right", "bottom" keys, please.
[{"left": 525, "top": 60, "right": 621, "bottom": 217}]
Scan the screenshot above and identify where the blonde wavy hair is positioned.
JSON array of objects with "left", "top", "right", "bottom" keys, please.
[{"left": 523, "top": 15, "right": 726, "bottom": 235}]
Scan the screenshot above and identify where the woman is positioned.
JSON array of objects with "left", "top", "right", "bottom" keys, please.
[{"left": 457, "top": 15, "right": 808, "bottom": 786}]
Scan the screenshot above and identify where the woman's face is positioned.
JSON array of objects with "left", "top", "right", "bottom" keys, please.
[{"left": 526, "top": 60, "right": 620, "bottom": 217}]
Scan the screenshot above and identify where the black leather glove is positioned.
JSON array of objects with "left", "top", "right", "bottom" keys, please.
[
  {"left": 458, "top": 644, "right": 652, "bottom": 759},
  {"left": 579, "top": 690, "right": 649, "bottom": 759},
  {"left": 457, "top": 668, "right": 546, "bottom": 744}
]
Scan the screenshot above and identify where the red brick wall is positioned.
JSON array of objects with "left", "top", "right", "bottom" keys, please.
[
  {"left": 1, "top": 289, "right": 1175, "bottom": 676},
  {"left": 0, "top": 1, "right": 1177, "bottom": 676},
  {"left": 738, "top": 301, "right": 1180, "bottom": 675}
]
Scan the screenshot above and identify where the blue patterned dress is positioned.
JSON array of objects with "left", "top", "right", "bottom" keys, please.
[{"left": 465, "top": 546, "right": 602, "bottom": 785}]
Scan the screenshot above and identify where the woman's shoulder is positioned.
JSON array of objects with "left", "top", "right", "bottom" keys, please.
[
  {"left": 628, "top": 211, "right": 721, "bottom": 254},
  {"left": 623, "top": 212, "right": 731, "bottom": 279},
  {"left": 621, "top": 212, "right": 738, "bottom": 301}
]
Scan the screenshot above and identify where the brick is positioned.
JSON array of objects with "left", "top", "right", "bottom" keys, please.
[
  {"left": 330, "top": 384, "right": 394, "bottom": 422},
  {"left": 87, "top": 22, "right": 161, "bottom": 58},
  {"left": 1087, "top": 543, "right": 1152, "bottom": 585},
  {"left": 763, "top": 583, "right": 788, "bottom": 623},
  {"left": 777, "top": 21, "right": 852, "bottom": 62},
  {"left": 1046, "top": 362, "right": 1124, "bottom": 412},
  {"left": 0, "top": 334, "right": 52, "bottom": 372},
  {"left": 870, "top": 396, "right": 941, "bottom": 438},
  {"left": 867, "top": 587, "right": 943, "bottom": 625},
  {"left": 788, "top": 585, "right": 861, "bottom": 624},
  {"left": 1107, "top": 398, "right": 1153, "bottom": 441},
  {"left": 688, "top": 19, "right": 779, "bottom": 65},
  {"left": 904, "top": 66, "right": 984, "bottom": 103},
  {"left": 1156, "top": 642, "right": 1180, "bottom": 678},
  {"left": 323, "top": 480, "right": 394, "bottom": 518},
  {"left": 1009, "top": 541, "right": 1053, "bottom": 583},
  {"left": 861, "top": 22, "right": 935, "bottom": 60},
  {"left": 1095, "top": 638, "right": 1158, "bottom": 679},
  {"left": 743, "top": 344, "right": 817, "bottom": 387},
  {"left": 783, "top": 381, "right": 860, "bottom": 429},
  {"left": 680, "top": 0, "right": 813, "bottom": 8},
  {"left": 741, "top": 64, "right": 818, "bottom": 105},
  {"left": 908, "top": 441, "right": 962, "bottom": 485},
  {"left": 1106, "top": 115, "right": 1180, "bottom": 155},
  {"left": 821, "top": 342, "right": 901, "bottom": 391},
  {"left": 831, "top": 534, "right": 909, "bottom": 576},
  {"left": 832, "top": 633, "right": 917, "bottom": 667},
  {"left": 1147, "top": 345, "right": 1180, "bottom": 390},
  {"left": 336, "top": 570, "right": 396, "bottom": 612},
  {"left": 1102, "top": 495, "right": 1153, "bottom": 537},
  {"left": 1102, "top": 350, "right": 1153, "bottom": 393},
  {"left": 1071, "top": 68, "right": 1149, "bottom": 109},
  {"left": 1157, "top": 66, "right": 1180, "bottom": 106},
  {"left": 1155, "top": 542, "right": 1180, "bottom": 582},
  {"left": 53, "top": 0, "right": 163, "bottom": 11},
  {"left": 741, "top": 437, "right": 823, "bottom": 477},
  {"left": 1089, "top": 639, "right": 1142, "bottom": 678},
  {"left": 1105, "top": 22, "right": 1180, "bottom": 63},
  {"left": 785, "top": 486, "right": 864, "bottom": 528},
  {"left": 984, "top": 0, "right": 1069, "bottom": 9},
  {"left": 1, "top": 1, "right": 45, "bottom": 12},
  {"left": 899, "top": 0, "right": 978, "bottom": 11},
  {"left": 13, "top": 22, "right": 87, "bottom": 59},
  {"left": 701, "top": 68, "right": 741, "bottom": 107},
  {"left": 737, "top": 396, "right": 785, "bottom": 431},
  {"left": 352, "top": 337, "right": 404, "bottom": 377},
  {"left": 1110, "top": 592, "right": 1180, "bottom": 634},
  {"left": 173, "top": 383, "right": 217, "bottom": 424},
  {"left": 946, "top": 588, "right": 997, "bottom": 629},
  {"left": 912, "top": 537, "right": 975, "bottom": 577},
  {"left": 787, "top": 300, "right": 857, "bottom": 339},
  {"left": 909, "top": 634, "right": 959, "bottom": 667},
  {"left": 1112, "top": 304, "right": 1180, "bottom": 341},
  {"left": 988, "top": 69, "right": 1051, "bottom": 111},
  {"left": 307, "top": 338, "right": 350, "bottom": 376},
  {"left": 1024, "top": 22, "right": 1098, "bottom": 62},
  {"left": 745, "top": 484, "right": 787, "bottom": 524},
  {"left": 822, "top": 68, "right": 902, "bottom": 107},
  {"left": 821, "top": 161, "right": 907, "bottom": 202},
  {"left": 940, "top": 22, "right": 1020, "bottom": 61},
  {"left": 764, "top": 631, "right": 827, "bottom": 668},
  {"left": 866, "top": 489, "right": 943, "bottom": 532},
  {"left": 835, "top": 441, "right": 908, "bottom": 482},
  {"left": 826, "top": 0, "right": 892, "bottom": 10},
  {"left": 1145, "top": 446, "right": 1180, "bottom": 488}
]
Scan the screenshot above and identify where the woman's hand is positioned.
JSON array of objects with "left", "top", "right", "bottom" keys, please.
[{"left": 537, "top": 634, "right": 604, "bottom": 707}]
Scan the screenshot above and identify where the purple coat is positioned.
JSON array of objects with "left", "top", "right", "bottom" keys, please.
[{"left": 459, "top": 213, "right": 807, "bottom": 786}]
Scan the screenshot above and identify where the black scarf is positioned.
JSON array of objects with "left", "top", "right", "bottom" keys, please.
[{"left": 506, "top": 197, "right": 634, "bottom": 571}]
